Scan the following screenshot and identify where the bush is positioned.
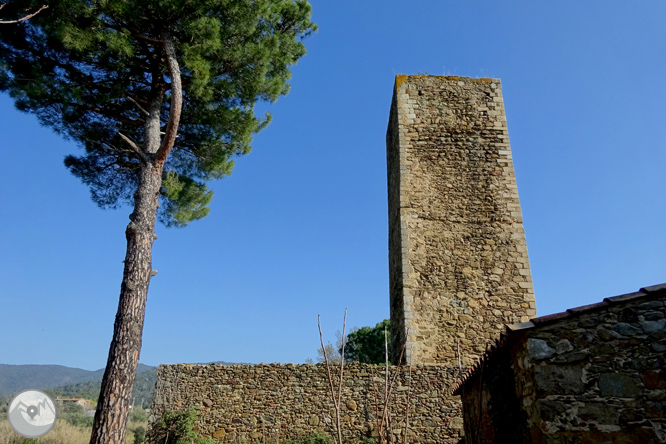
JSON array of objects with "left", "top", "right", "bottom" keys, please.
[
  {"left": 57, "top": 402, "right": 94, "bottom": 428},
  {"left": 133, "top": 426, "right": 146, "bottom": 444},
  {"left": 129, "top": 407, "right": 149, "bottom": 423},
  {"left": 282, "top": 433, "right": 334, "bottom": 444},
  {"left": 149, "top": 407, "right": 215, "bottom": 444}
]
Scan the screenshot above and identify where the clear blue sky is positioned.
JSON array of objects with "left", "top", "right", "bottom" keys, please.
[{"left": 1, "top": 1, "right": 664, "bottom": 371}]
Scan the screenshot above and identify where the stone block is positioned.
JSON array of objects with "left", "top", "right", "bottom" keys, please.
[
  {"left": 527, "top": 338, "right": 556, "bottom": 360},
  {"left": 534, "top": 364, "right": 585, "bottom": 395},
  {"left": 598, "top": 373, "right": 640, "bottom": 398}
]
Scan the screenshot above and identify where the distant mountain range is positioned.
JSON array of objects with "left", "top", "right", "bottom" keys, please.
[
  {"left": 0, "top": 361, "right": 240, "bottom": 408},
  {"left": 0, "top": 363, "right": 156, "bottom": 397}
]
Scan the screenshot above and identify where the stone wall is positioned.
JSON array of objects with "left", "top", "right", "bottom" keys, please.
[
  {"left": 386, "top": 75, "right": 536, "bottom": 367},
  {"left": 150, "top": 363, "right": 464, "bottom": 443},
  {"left": 459, "top": 285, "right": 666, "bottom": 444},
  {"left": 459, "top": 339, "right": 529, "bottom": 443}
]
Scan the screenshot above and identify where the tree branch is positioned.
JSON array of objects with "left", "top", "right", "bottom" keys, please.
[
  {"left": 0, "top": 4, "right": 48, "bottom": 24},
  {"left": 127, "top": 96, "right": 150, "bottom": 117},
  {"left": 155, "top": 33, "right": 182, "bottom": 165},
  {"left": 318, "top": 314, "right": 344, "bottom": 444},
  {"left": 118, "top": 132, "right": 149, "bottom": 164}
]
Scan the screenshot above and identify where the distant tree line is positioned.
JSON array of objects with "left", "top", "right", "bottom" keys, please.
[{"left": 49, "top": 368, "right": 157, "bottom": 408}]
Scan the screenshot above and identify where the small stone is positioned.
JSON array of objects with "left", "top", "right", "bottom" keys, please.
[
  {"left": 203, "top": 399, "right": 214, "bottom": 407},
  {"left": 527, "top": 338, "right": 556, "bottom": 360},
  {"left": 643, "top": 311, "right": 665, "bottom": 321},
  {"left": 534, "top": 365, "right": 584, "bottom": 395},
  {"left": 213, "top": 429, "right": 226, "bottom": 439},
  {"left": 551, "top": 351, "right": 588, "bottom": 364},
  {"left": 639, "top": 301, "right": 664, "bottom": 310},
  {"left": 612, "top": 323, "right": 642, "bottom": 336},
  {"left": 555, "top": 339, "right": 573, "bottom": 354},
  {"left": 597, "top": 328, "right": 615, "bottom": 341},
  {"left": 598, "top": 373, "right": 640, "bottom": 398},
  {"left": 450, "top": 417, "right": 464, "bottom": 429},
  {"left": 644, "top": 370, "right": 666, "bottom": 389},
  {"left": 579, "top": 402, "right": 619, "bottom": 425},
  {"left": 345, "top": 400, "right": 357, "bottom": 411},
  {"left": 308, "top": 415, "right": 319, "bottom": 426},
  {"left": 641, "top": 319, "right": 666, "bottom": 333},
  {"left": 652, "top": 342, "right": 666, "bottom": 352}
]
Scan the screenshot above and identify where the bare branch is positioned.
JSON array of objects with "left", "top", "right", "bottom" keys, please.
[
  {"left": 155, "top": 33, "right": 182, "bottom": 165},
  {"left": 318, "top": 313, "right": 346, "bottom": 444},
  {"left": 0, "top": 4, "right": 48, "bottom": 24},
  {"left": 336, "top": 308, "right": 347, "bottom": 444},
  {"left": 127, "top": 96, "right": 150, "bottom": 117},
  {"left": 118, "top": 132, "right": 150, "bottom": 164},
  {"left": 130, "top": 32, "right": 164, "bottom": 44},
  {"left": 374, "top": 328, "right": 409, "bottom": 444}
]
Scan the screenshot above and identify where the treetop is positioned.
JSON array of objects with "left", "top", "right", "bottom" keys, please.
[{"left": 0, "top": 0, "right": 316, "bottom": 226}]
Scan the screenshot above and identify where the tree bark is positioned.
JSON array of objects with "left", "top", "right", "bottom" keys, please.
[
  {"left": 89, "top": 163, "right": 162, "bottom": 444},
  {"left": 89, "top": 33, "right": 182, "bottom": 444}
]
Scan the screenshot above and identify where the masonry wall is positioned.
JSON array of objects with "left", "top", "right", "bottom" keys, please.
[
  {"left": 519, "top": 290, "right": 666, "bottom": 444},
  {"left": 149, "top": 363, "right": 464, "bottom": 444},
  {"left": 386, "top": 75, "right": 536, "bottom": 366},
  {"left": 460, "top": 286, "right": 666, "bottom": 444},
  {"left": 459, "top": 340, "right": 529, "bottom": 444}
]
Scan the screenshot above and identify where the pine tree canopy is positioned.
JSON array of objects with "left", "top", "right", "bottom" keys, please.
[
  {"left": 344, "top": 319, "right": 390, "bottom": 364},
  {"left": 0, "top": 0, "right": 316, "bottom": 226}
]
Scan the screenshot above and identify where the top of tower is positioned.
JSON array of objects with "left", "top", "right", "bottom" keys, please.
[{"left": 394, "top": 74, "right": 497, "bottom": 89}]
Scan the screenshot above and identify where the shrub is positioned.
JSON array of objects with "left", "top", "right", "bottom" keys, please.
[
  {"left": 149, "top": 407, "right": 215, "bottom": 444},
  {"left": 282, "top": 433, "right": 334, "bottom": 444},
  {"left": 133, "top": 426, "right": 146, "bottom": 444}
]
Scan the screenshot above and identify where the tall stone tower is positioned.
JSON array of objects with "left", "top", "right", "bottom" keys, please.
[{"left": 387, "top": 75, "right": 537, "bottom": 366}]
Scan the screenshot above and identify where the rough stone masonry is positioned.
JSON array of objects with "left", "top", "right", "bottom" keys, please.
[
  {"left": 149, "top": 76, "right": 537, "bottom": 444},
  {"left": 386, "top": 75, "right": 537, "bottom": 367}
]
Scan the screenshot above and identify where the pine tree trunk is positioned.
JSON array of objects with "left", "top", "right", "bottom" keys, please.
[
  {"left": 89, "top": 163, "right": 162, "bottom": 444},
  {"left": 89, "top": 35, "right": 181, "bottom": 444}
]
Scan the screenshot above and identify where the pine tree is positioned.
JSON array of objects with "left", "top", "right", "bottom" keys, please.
[{"left": 0, "top": 1, "right": 315, "bottom": 443}]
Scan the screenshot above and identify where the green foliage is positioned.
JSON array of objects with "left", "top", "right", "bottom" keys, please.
[
  {"left": 281, "top": 433, "right": 334, "bottom": 444},
  {"left": 150, "top": 407, "right": 215, "bottom": 444},
  {"left": 129, "top": 407, "right": 149, "bottom": 423},
  {"left": 133, "top": 426, "right": 146, "bottom": 444},
  {"left": 48, "top": 366, "right": 157, "bottom": 407},
  {"left": 0, "top": 0, "right": 316, "bottom": 226},
  {"left": 57, "top": 402, "right": 94, "bottom": 428},
  {"left": 344, "top": 319, "right": 391, "bottom": 364}
]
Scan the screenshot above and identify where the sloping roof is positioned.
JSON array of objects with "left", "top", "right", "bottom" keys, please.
[{"left": 451, "top": 283, "right": 666, "bottom": 395}]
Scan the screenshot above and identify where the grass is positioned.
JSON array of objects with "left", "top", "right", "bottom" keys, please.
[
  {"left": 0, "top": 418, "right": 147, "bottom": 444},
  {"left": 0, "top": 420, "right": 91, "bottom": 444}
]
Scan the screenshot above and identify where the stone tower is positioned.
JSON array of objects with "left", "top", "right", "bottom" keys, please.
[{"left": 387, "top": 75, "right": 537, "bottom": 366}]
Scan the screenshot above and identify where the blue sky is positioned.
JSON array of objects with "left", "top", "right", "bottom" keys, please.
[{"left": 1, "top": 1, "right": 664, "bottom": 371}]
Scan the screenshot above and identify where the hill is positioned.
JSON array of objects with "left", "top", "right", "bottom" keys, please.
[
  {"left": 0, "top": 363, "right": 155, "bottom": 397},
  {"left": 0, "top": 362, "right": 239, "bottom": 408}
]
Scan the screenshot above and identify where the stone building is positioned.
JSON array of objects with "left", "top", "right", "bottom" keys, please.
[
  {"left": 386, "top": 75, "right": 536, "bottom": 367},
  {"left": 150, "top": 75, "right": 659, "bottom": 444},
  {"left": 454, "top": 283, "right": 666, "bottom": 444},
  {"left": 149, "top": 75, "right": 536, "bottom": 443}
]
